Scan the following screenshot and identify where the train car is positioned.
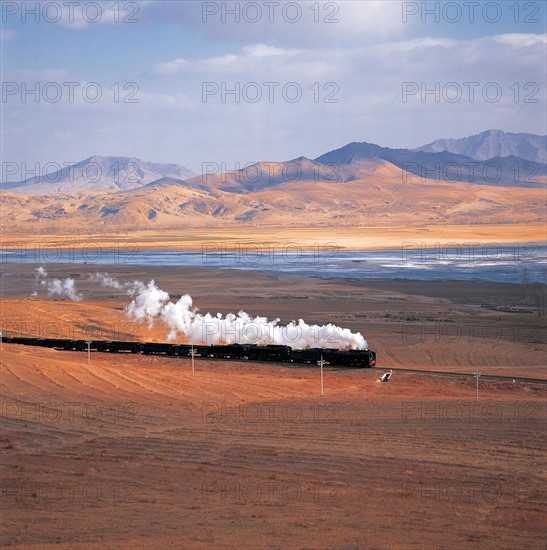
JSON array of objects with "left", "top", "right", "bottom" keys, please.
[
  {"left": 289, "top": 347, "right": 375, "bottom": 368},
  {"left": 37, "top": 338, "right": 69, "bottom": 350},
  {"left": 36, "top": 338, "right": 87, "bottom": 351},
  {"left": 2, "top": 336, "right": 40, "bottom": 346},
  {"left": 191, "top": 345, "right": 212, "bottom": 357},
  {"left": 289, "top": 348, "right": 337, "bottom": 364},
  {"left": 65, "top": 339, "right": 90, "bottom": 352},
  {"left": 93, "top": 340, "right": 110, "bottom": 353},
  {"left": 173, "top": 344, "right": 193, "bottom": 356},
  {"left": 103, "top": 341, "right": 142, "bottom": 353},
  {"left": 141, "top": 342, "right": 194, "bottom": 357},
  {"left": 327, "top": 349, "right": 376, "bottom": 367},
  {"left": 247, "top": 345, "right": 292, "bottom": 362},
  {"left": 0, "top": 336, "right": 376, "bottom": 368},
  {"left": 199, "top": 343, "right": 251, "bottom": 359},
  {"left": 143, "top": 342, "right": 178, "bottom": 355}
]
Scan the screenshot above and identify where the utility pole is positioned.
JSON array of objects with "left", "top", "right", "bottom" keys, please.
[
  {"left": 190, "top": 346, "right": 196, "bottom": 376},
  {"left": 86, "top": 341, "right": 91, "bottom": 364},
  {"left": 317, "top": 355, "right": 329, "bottom": 396},
  {"left": 473, "top": 372, "right": 481, "bottom": 401}
]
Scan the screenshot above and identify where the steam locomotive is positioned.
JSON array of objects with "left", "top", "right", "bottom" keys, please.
[{"left": 1, "top": 337, "right": 377, "bottom": 368}]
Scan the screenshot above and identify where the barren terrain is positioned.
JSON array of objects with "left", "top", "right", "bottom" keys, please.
[
  {"left": 1, "top": 342, "right": 545, "bottom": 549},
  {"left": 1, "top": 265, "right": 545, "bottom": 548},
  {"left": 1, "top": 264, "right": 546, "bottom": 378},
  {"left": 1, "top": 161, "right": 545, "bottom": 248},
  {"left": 2, "top": 223, "right": 546, "bottom": 257}
]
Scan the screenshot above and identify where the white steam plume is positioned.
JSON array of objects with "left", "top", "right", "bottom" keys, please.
[
  {"left": 47, "top": 278, "right": 83, "bottom": 302},
  {"left": 33, "top": 267, "right": 82, "bottom": 301},
  {"left": 126, "top": 279, "right": 367, "bottom": 350},
  {"left": 31, "top": 266, "right": 48, "bottom": 297},
  {"left": 38, "top": 271, "right": 369, "bottom": 349},
  {"left": 88, "top": 272, "right": 126, "bottom": 290}
]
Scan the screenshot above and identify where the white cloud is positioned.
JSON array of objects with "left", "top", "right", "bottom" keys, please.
[
  {"left": 139, "top": 1, "right": 410, "bottom": 47},
  {"left": 241, "top": 44, "right": 300, "bottom": 57},
  {"left": 153, "top": 43, "right": 302, "bottom": 76},
  {"left": 152, "top": 43, "right": 338, "bottom": 83},
  {"left": 154, "top": 58, "right": 188, "bottom": 75},
  {"left": 4, "top": 31, "right": 545, "bottom": 171},
  {"left": 151, "top": 32, "right": 546, "bottom": 86},
  {"left": 492, "top": 33, "right": 547, "bottom": 47}
]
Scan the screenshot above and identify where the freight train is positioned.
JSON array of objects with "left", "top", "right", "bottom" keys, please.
[{"left": 1, "top": 337, "right": 376, "bottom": 368}]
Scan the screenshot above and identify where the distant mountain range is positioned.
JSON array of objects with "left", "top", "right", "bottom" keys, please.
[
  {"left": 202, "top": 130, "right": 546, "bottom": 193},
  {"left": 2, "top": 129, "right": 545, "bottom": 231},
  {"left": 2, "top": 130, "right": 545, "bottom": 195},
  {"left": 3, "top": 159, "right": 544, "bottom": 231},
  {"left": 313, "top": 142, "right": 546, "bottom": 189},
  {"left": 416, "top": 129, "right": 546, "bottom": 163},
  {"left": 2, "top": 156, "right": 196, "bottom": 194}
]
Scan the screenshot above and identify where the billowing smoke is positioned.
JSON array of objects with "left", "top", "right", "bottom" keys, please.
[
  {"left": 88, "top": 272, "right": 126, "bottom": 290},
  {"left": 47, "top": 277, "right": 83, "bottom": 302},
  {"left": 32, "top": 267, "right": 82, "bottom": 301},
  {"left": 36, "top": 271, "right": 368, "bottom": 349},
  {"left": 126, "top": 279, "right": 367, "bottom": 350},
  {"left": 31, "top": 267, "right": 48, "bottom": 297}
]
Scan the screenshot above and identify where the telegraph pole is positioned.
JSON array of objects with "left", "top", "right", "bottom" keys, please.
[
  {"left": 473, "top": 372, "right": 481, "bottom": 401},
  {"left": 86, "top": 341, "right": 91, "bottom": 364},
  {"left": 317, "top": 355, "right": 329, "bottom": 396},
  {"left": 190, "top": 346, "right": 196, "bottom": 376}
]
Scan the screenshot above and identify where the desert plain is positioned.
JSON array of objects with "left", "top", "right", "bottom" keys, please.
[
  {"left": 2, "top": 2, "right": 546, "bottom": 545},
  {"left": 1, "top": 263, "right": 545, "bottom": 548}
]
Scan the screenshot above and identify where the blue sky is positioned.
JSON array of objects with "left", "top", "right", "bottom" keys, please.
[{"left": 1, "top": 0, "right": 546, "bottom": 174}]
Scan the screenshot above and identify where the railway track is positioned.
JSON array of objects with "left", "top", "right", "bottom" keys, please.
[
  {"left": 1, "top": 336, "right": 545, "bottom": 384},
  {"left": 370, "top": 366, "right": 547, "bottom": 385},
  {"left": 0, "top": 336, "right": 376, "bottom": 368}
]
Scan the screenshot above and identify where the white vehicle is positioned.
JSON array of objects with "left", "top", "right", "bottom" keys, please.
[{"left": 378, "top": 371, "right": 393, "bottom": 383}]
